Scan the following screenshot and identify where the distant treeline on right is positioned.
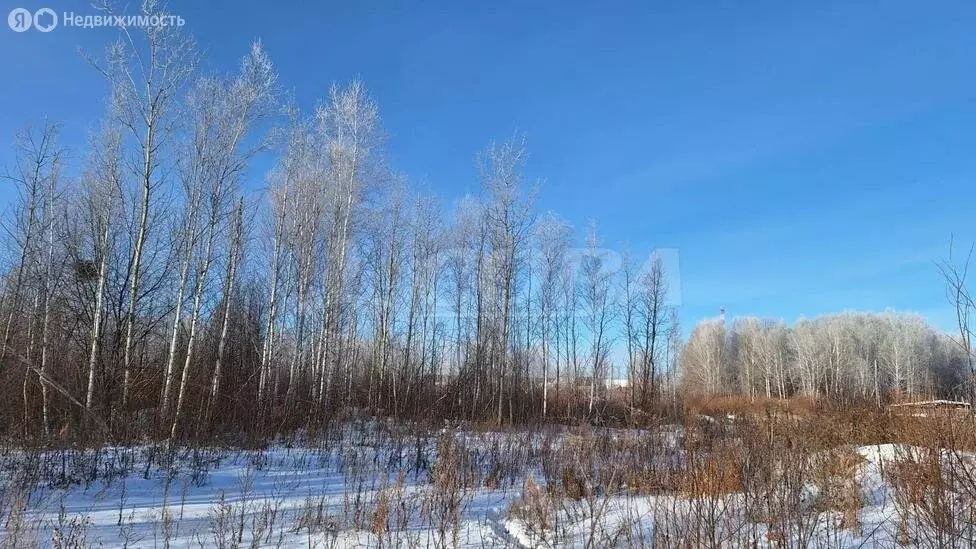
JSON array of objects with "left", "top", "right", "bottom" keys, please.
[{"left": 680, "top": 312, "right": 968, "bottom": 404}]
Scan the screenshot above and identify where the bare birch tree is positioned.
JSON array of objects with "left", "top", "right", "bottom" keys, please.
[
  {"left": 93, "top": 2, "right": 198, "bottom": 409},
  {"left": 1, "top": 124, "right": 61, "bottom": 374},
  {"left": 535, "top": 213, "right": 571, "bottom": 418},
  {"left": 580, "top": 222, "right": 615, "bottom": 417},
  {"left": 168, "top": 42, "right": 276, "bottom": 441},
  {"left": 480, "top": 137, "right": 535, "bottom": 424},
  {"left": 636, "top": 253, "right": 669, "bottom": 407}
]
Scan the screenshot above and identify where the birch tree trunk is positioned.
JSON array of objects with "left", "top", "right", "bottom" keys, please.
[
  {"left": 86, "top": 222, "right": 110, "bottom": 411},
  {"left": 39, "top": 178, "right": 59, "bottom": 437},
  {"left": 209, "top": 199, "right": 245, "bottom": 421},
  {"left": 258, "top": 189, "right": 286, "bottom": 404},
  {"left": 160, "top": 185, "right": 203, "bottom": 420}
]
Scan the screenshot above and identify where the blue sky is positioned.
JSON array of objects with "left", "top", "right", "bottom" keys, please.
[{"left": 1, "top": 0, "right": 975, "bottom": 333}]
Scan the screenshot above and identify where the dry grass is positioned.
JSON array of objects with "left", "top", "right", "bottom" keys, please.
[
  {"left": 3, "top": 404, "right": 976, "bottom": 547},
  {"left": 810, "top": 447, "right": 865, "bottom": 512},
  {"left": 686, "top": 395, "right": 821, "bottom": 420},
  {"left": 680, "top": 445, "right": 744, "bottom": 497}
]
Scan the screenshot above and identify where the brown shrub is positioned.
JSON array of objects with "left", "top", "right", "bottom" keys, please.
[
  {"left": 680, "top": 445, "right": 743, "bottom": 497},
  {"left": 685, "top": 395, "right": 821, "bottom": 421},
  {"left": 484, "top": 464, "right": 500, "bottom": 490},
  {"left": 623, "top": 469, "right": 673, "bottom": 495},
  {"left": 562, "top": 466, "right": 588, "bottom": 501},
  {"left": 513, "top": 475, "right": 551, "bottom": 531},
  {"left": 370, "top": 490, "right": 389, "bottom": 535},
  {"left": 810, "top": 447, "right": 865, "bottom": 512}
]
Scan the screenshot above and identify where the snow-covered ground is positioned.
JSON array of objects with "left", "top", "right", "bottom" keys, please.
[{"left": 0, "top": 425, "right": 969, "bottom": 547}]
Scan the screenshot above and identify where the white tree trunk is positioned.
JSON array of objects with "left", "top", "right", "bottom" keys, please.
[
  {"left": 86, "top": 222, "right": 110, "bottom": 411},
  {"left": 209, "top": 200, "right": 244, "bottom": 419}
]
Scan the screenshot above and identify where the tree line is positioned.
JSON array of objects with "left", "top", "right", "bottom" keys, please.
[
  {"left": 0, "top": 5, "right": 684, "bottom": 442},
  {"left": 681, "top": 312, "right": 970, "bottom": 404},
  {"left": 1, "top": 4, "right": 969, "bottom": 443}
]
